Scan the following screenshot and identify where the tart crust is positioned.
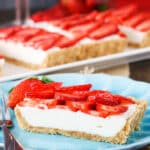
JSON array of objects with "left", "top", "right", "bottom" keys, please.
[
  {"left": 15, "top": 99, "right": 147, "bottom": 144},
  {"left": 4, "top": 56, "right": 49, "bottom": 70},
  {"left": 48, "top": 38, "right": 126, "bottom": 67}
]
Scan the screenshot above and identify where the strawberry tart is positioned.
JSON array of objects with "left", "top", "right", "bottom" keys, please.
[
  {"left": 7, "top": 78, "right": 147, "bottom": 144},
  {"left": 0, "top": 23, "right": 126, "bottom": 69},
  {"left": 30, "top": 4, "right": 150, "bottom": 48},
  {"left": 0, "top": 54, "right": 4, "bottom": 75}
]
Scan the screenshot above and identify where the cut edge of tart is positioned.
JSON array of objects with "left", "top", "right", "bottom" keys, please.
[{"left": 14, "top": 98, "right": 147, "bottom": 144}]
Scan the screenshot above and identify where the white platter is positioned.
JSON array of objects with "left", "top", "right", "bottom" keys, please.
[{"left": 0, "top": 46, "right": 150, "bottom": 82}]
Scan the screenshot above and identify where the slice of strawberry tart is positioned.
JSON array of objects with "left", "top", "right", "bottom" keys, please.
[
  {"left": 7, "top": 78, "right": 147, "bottom": 144},
  {"left": 0, "top": 54, "right": 4, "bottom": 75}
]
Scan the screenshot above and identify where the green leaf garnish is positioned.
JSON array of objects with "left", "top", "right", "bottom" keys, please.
[
  {"left": 8, "top": 87, "right": 14, "bottom": 93},
  {"left": 96, "top": 3, "right": 108, "bottom": 11},
  {"left": 41, "top": 76, "right": 54, "bottom": 83}
]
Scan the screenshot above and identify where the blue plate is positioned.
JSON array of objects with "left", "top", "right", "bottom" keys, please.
[{"left": 0, "top": 73, "right": 150, "bottom": 150}]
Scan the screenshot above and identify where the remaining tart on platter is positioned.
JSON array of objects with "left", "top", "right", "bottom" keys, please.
[
  {"left": 7, "top": 78, "right": 147, "bottom": 144},
  {"left": 0, "top": 54, "right": 4, "bottom": 75},
  {"left": 0, "top": 24, "right": 126, "bottom": 69},
  {"left": 30, "top": 4, "right": 150, "bottom": 48}
]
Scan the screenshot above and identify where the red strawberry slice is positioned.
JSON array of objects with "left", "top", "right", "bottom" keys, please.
[
  {"left": 55, "top": 36, "right": 80, "bottom": 48},
  {"left": 122, "top": 13, "right": 146, "bottom": 27},
  {"left": 89, "top": 110, "right": 110, "bottom": 118},
  {"left": 88, "top": 90, "right": 121, "bottom": 106},
  {"left": 43, "top": 99, "right": 57, "bottom": 109},
  {"left": 112, "top": 4, "right": 138, "bottom": 20},
  {"left": 25, "top": 88, "right": 54, "bottom": 99},
  {"left": 66, "top": 101, "right": 89, "bottom": 113},
  {"left": 55, "top": 91, "right": 88, "bottom": 101},
  {"left": 57, "top": 84, "right": 92, "bottom": 92},
  {"left": 31, "top": 11, "right": 46, "bottom": 22},
  {"left": 10, "top": 27, "right": 42, "bottom": 42},
  {"left": 68, "top": 21, "right": 103, "bottom": 36},
  {"left": 96, "top": 104, "right": 128, "bottom": 117},
  {"left": 7, "top": 79, "right": 44, "bottom": 108},
  {"left": 89, "top": 23, "right": 119, "bottom": 40},
  {"left": 26, "top": 32, "right": 61, "bottom": 44},
  {"left": 83, "top": 11, "right": 98, "bottom": 21},
  {"left": 113, "top": 95, "right": 135, "bottom": 104},
  {"left": 45, "top": 82, "right": 62, "bottom": 89},
  {"left": 18, "top": 99, "right": 37, "bottom": 107},
  {"left": 32, "top": 39, "right": 57, "bottom": 50},
  {"left": 31, "top": 82, "right": 62, "bottom": 91},
  {"left": 26, "top": 32, "right": 62, "bottom": 49},
  {"left": 51, "top": 14, "right": 81, "bottom": 26},
  {"left": 96, "top": 10, "right": 112, "bottom": 21},
  {"left": 0, "top": 26, "right": 22, "bottom": 39},
  {"left": 58, "top": 12, "right": 100, "bottom": 29},
  {"left": 135, "top": 19, "right": 150, "bottom": 32},
  {"left": 66, "top": 101, "right": 79, "bottom": 111}
]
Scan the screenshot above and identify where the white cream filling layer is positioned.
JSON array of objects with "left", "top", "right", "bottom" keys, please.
[
  {"left": 18, "top": 104, "right": 137, "bottom": 137},
  {"left": 119, "top": 26, "right": 146, "bottom": 44},
  {"left": 0, "top": 40, "right": 48, "bottom": 65}
]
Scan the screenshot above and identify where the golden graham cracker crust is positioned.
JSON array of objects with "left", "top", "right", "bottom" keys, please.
[
  {"left": 4, "top": 38, "right": 127, "bottom": 69},
  {"left": 15, "top": 99, "right": 147, "bottom": 144}
]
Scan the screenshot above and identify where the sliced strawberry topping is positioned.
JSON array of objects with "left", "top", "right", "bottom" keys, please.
[
  {"left": 89, "top": 110, "right": 110, "bottom": 118},
  {"left": 42, "top": 99, "right": 57, "bottom": 109},
  {"left": 25, "top": 88, "right": 54, "bottom": 99},
  {"left": 83, "top": 10, "right": 98, "bottom": 21},
  {"left": 122, "top": 13, "right": 146, "bottom": 27},
  {"left": 8, "top": 78, "right": 135, "bottom": 118},
  {"left": 55, "top": 36, "right": 80, "bottom": 48},
  {"left": 96, "top": 104, "right": 128, "bottom": 118},
  {"left": 57, "top": 11, "right": 99, "bottom": 29},
  {"left": 0, "top": 26, "right": 22, "bottom": 39},
  {"left": 7, "top": 79, "right": 44, "bottom": 108},
  {"left": 96, "top": 10, "right": 112, "bottom": 21},
  {"left": 26, "top": 32, "right": 62, "bottom": 50},
  {"left": 9, "top": 27, "right": 41, "bottom": 42},
  {"left": 89, "top": 23, "right": 119, "bottom": 40},
  {"left": 66, "top": 101, "right": 89, "bottom": 113},
  {"left": 55, "top": 91, "right": 89, "bottom": 101},
  {"left": 135, "top": 19, "right": 150, "bottom": 32},
  {"left": 18, "top": 99, "right": 37, "bottom": 107},
  {"left": 113, "top": 95, "right": 135, "bottom": 104},
  {"left": 88, "top": 90, "right": 121, "bottom": 106},
  {"left": 68, "top": 21, "right": 103, "bottom": 36},
  {"left": 112, "top": 4, "right": 138, "bottom": 20},
  {"left": 51, "top": 14, "right": 81, "bottom": 27},
  {"left": 57, "top": 84, "right": 92, "bottom": 92}
]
